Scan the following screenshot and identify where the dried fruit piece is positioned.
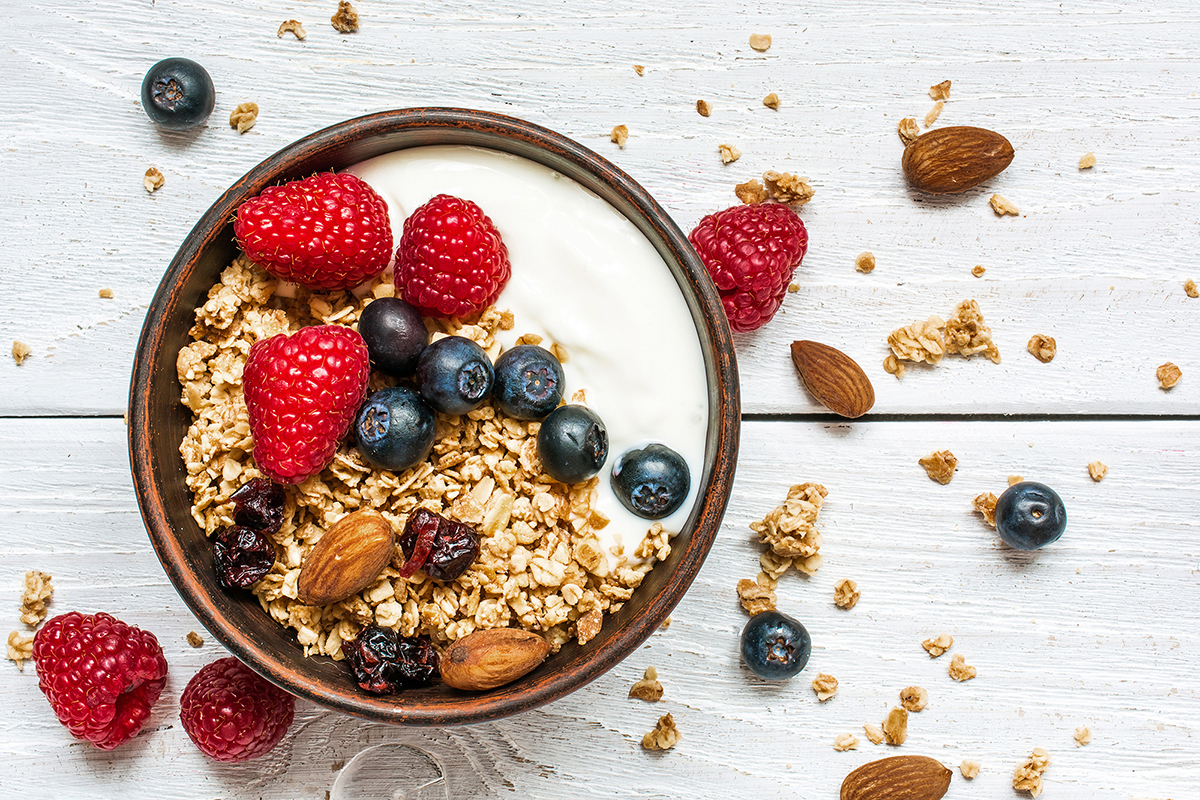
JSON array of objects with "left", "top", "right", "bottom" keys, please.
[
  {"left": 840, "top": 755, "right": 953, "bottom": 800},
  {"left": 790, "top": 340, "right": 876, "bottom": 418},
  {"left": 901, "top": 126, "right": 1015, "bottom": 194},
  {"left": 343, "top": 627, "right": 439, "bottom": 694},
  {"left": 230, "top": 478, "right": 285, "bottom": 535},
  {"left": 297, "top": 510, "right": 395, "bottom": 606},
  {"left": 213, "top": 526, "right": 275, "bottom": 589},
  {"left": 398, "top": 508, "right": 481, "bottom": 581},
  {"left": 440, "top": 628, "right": 551, "bottom": 690}
]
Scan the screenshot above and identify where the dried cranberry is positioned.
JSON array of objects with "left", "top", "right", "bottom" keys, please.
[
  {"left": 398, "top": 508, "right": 481, "bottom": 581},
  {"left": 342, "top": 626, "right": 439, "bottom": 694},
  {"left": 396, "top": 508, "right": 439, "bottom": 578},
  {"left": 213, "top": 525, "right": 275, "bottom": 589},
  {"left": 230, "top": 478, "right": 286, "bottom": 534}
]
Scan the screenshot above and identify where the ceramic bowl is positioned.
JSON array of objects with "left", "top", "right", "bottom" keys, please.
[{"left": 129, "top": 108, "right": 739, "bottom": 725}]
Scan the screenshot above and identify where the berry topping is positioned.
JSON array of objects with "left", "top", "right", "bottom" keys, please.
[
  {"left": 398, "top": 508, "right": 481, "bottom": 581},
  {"left": 243, "top": 325, "right": 371, "bottom": 484},
  {"left": 140, "top": 57, "right": 215, "bottom": 131},
  {"left": 179, "top": 657, "right": 295, "bottom": 762},
  {"left": 394, "top": 194, "right": 512, "bottom": 318},
  {"left": 213, "top": 525, "right": 276, "bottom": 589},
  {"left": 610, "top": 443, "right": 690, "bottom": 519},
  {"left": 415, "top": 335, "right": 495, "bottom": 415},
  {"left": 492, "top": 345, "right": 565, "bottom": 420},
  {"left": 357, "top": 296, "right": 429, "bottom": 377},
  {"left": 31, "top": 612, "right": 168, "bottom": 750},
  {"left": 234, "top": 172, "right": 393, "bottom": 291},
  {"left": 353, "top": 386, "right": 436, "bottom": 472},
  {"left": 230, "top": 478, "right": 286, "bottom": 535},
  {"left": 688, "top": 202, "right": 809, "bottom": 332},
  {"left": 995, "top": 481, "right": 1067, "bottom": 550},
  {"left": 740, "top": 610, "right": 811, "bottom": 681},
  {"left": 342, "top": 627, "right": 439, "bottom": 695},
  {"left": 537, "top": 405, "right": 609, "bottom": 483}
]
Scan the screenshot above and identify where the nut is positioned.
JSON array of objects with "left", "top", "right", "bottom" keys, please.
[
  {"left": 790, "top": 340, "right": 876, "bottom": 418},
  {"left": 440, "top": 627, "right": 551, "bottom": 690},
  {"left": 901, "top": 126, "right": 1015, "bottom": 194},
  {"left": 840, "top": 755, "right": 953, "bottom": 800},
  {"left": 297, "top": 510, "right": 395, "bottom": 606}
]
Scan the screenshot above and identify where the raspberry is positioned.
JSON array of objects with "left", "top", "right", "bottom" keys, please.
[
  {"left": 688, "top": 203, "right": 809, "bottom": 332},
  {"left": 179, "top": 657, "right": 295, "bottom": 762},
  {"left": 234, "top": 172, "right": 392, "bottom": 291},
  {"left": 31, "top": 612, "right": 168, "bottom": 750},
  {"left": 394, "top": 194, "right": 512, "bottom": 318},
  {"left": 243, "top": 324, "right": 370, "bottom": 484}
]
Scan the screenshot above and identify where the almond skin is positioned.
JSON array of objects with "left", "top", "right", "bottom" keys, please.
[
  {"left": 297, "top": 509, "right": 395, "bottom": 606},
  {"left": 790, "top": 340, "right": 875, "bottom": 418},
  {"left": 440, "top": 628, "right": 551, "bottom": 691},
  {"left": 901, "top": 126, "right": 1015, "bottom": 194},
  {"left": 841, "top": 755, "right": 952, "bottom": 800}
]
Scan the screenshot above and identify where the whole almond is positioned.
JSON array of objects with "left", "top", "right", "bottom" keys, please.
[
  {"left": 440, "top": 628, "right": 551, "bottom": 691},
  {"left": 790, "top": 340, "right": 875, "bottom": 418},
  {"left": 841, "top": 755, "right": 953, "bottom": 800},
  {"left": 297, "top": 509, "right": 394, "bottom": 606},
  {"left": 901, "top": 126, "right": 1015, "bottom": 194}
]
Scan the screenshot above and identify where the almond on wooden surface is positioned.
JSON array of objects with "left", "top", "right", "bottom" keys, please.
[
  {"left": 790, "top": 340, "right": 875, "bottom": 418},
  {"left": 901, "top": 126, "right": 1014, "bottom": 194},
  {"left": 840, "top": 755, "right": 952, "bottom": 800}
]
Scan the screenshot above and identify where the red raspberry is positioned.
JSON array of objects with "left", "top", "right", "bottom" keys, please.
[
  {"left": 394, "top": 194, "right": 512, "bottom": 318},
  {"left": 688, "top": 203, "right": 809, "bottom": 332},
  {"left": 31, "top": 612, "right": 168, "bottom": 751},
  {"left": 234, "top": 172, "right": 392, "bottom": 291},
  {"left": 179, "top": 657, "right": 295, "bottom": 763},
  {"left": 243, "top": 324, "right": 370, "bottom": 484}
]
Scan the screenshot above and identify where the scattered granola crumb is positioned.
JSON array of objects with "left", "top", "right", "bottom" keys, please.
[
  {"left": 887, "top": 316, "right": 946, "bottom": 367},
  {"left": 898, "top": 117, "right": 920, "bottom": 145},
  {"left": 7, "top": 630, "right": 34, "bottom": 670},
  {"left": 960, "top": 759, "right": 981, "bottom": 779},
  {"left": 948, "top": 653, "right": 977, "bottom": 681},
  {"left": 811, "top": 672, "right": 838, "bottom": 702},
  {"left": 1012, "top": 748, "right": 1051, "bottom": 797},
  {"left": 1079, "top": 152, "right": 1097, "bottom": 170},
  {"left": 990, "top": 193, "right": 1020, "bottom": 217},
  {"left": 863, "top": 723, "right": 886, "bottom": 745},
  {"left": 1157, "top": 362, "right": 1182, "bottom": 389},
  {"left": 1008, "top": 475, "right": 1024, "bottom": 486},
  {"left": 883, "top": 706, "right": 908, "bottom": 745},
  {"left": 633, "top": 64, "right": 645, "bottom": 76},
  {"left": 855, "top": 252, "right": 876, "bottom": 274},
  {"left": 660, "top": 616, "right": 672, "bottom": 629},
  {"left": 719, "top": 143, "right": 742, "bottom": 164},
  {"left": 882, "top": 354, "right": 906, "bottom": 379},
  {"left": 787, "top": 282, "right": 800, "bottom": 293},
  {"left": 98, "top": 288, "right": 114, "bottom": 299},
  {"left": 972, "top": 265, "right": 986, "bottom": 278},
  {"left": 762, "top": 171, "right": 815, "bottom": 206},
  {"left": 763, "top": 92, "right": 781, "bottom": 110},
  {"left": 187, "top": 631, "right": 205, "bottom": 647},
  {"left": 19, "top": 571, "right": 53, "bottom": 627},
  {"left": 833, "top": 578, "right": 860, "bottom": 610},
  {"left": 945, "top": 299, "right": 1001, "bottom": 362},
  {"left": 919, "top": 450, "right": 958, "bottom": 485},
  {"left": 922, "top": 632, "right": 954, "bottom": 658},
  {"left": 737, "top": 576, "right": 777, "bottom": 615},
  {"left": 11, "top": 340, "right": 31, "bottom": 366},
  {"left": 642, "top": 713, "right": 681, "bottom": 751},
  {"left": 229, "top": 102, "right": 259, "bottom": 134},
  {"left": 629, "top": 666, "right": 664, "bottom": 701},
  {"left": 696, "top": 99, "right": 712, "bottom": 118},
  {"left": 1185, "top": 279, "right": 1198, "bottom": 298},
  {"left": 331, "top": 0, "right": 359, "bottom": 33},
  {"left": 735, "top": 179, "right": 769, "bottom": 205},
  {"left": 575, "top": 609, "right": 603, "bottom": 646},
  {"left": 833, "top": 733, "right": 858, "bottom": 751},
  {"left": 278, "top": 19, "right": 307, "bottom": 39},
  {"left": 972, "top": 492, "right": 998, "bottom": 526},
  {"left": 1074, "top": 725, "right": 1092, "bottom": 746},
  {"left": 1088, "top": 461, "right": 1108, "bottom": 481},
  {"left": 750, "top": 482, "right": 828, "bottom": 578},
  {"left": 749, "top": 33, "right": 772, "bottom": 52},
  {"left": 899, "top": 685, "right": 928, "bottom": 712},
  {"left": 1027, "top": 334, "right": 1056, "bottom": 363},
  {"left": 610, "top": 125, "right": 629, "bottom": 148},
  {"left": 924, "top": 101, "right": 944, "bottom": 128},
  {"left": 929, "top": 80, "right": 952, "bottom": 101},
  {"left": 143, "top": 166, "right": 165, "bottom": 193}
]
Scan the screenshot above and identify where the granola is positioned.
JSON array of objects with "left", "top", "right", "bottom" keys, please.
[
  {"left": 924, "top": 101, "right": 944, "bottom": 128},
  {"left": 972, "top": 493, "right": 998, "bottom": 527},
  {"left": 99, "top": 288, "right": 114, "bottom": 299},
  {"left": 990, "top": 193, "right": 1020, "bottom": 216},
  {"left": 1008, "top": 475, "right": 1023, "bottom": 486},
  {"left": 960, "top": 759, "right": 981, "bottom": 779},
  {"left": 972, "top": 265, "right": 986, "bottom": 278},
  {"left": 948, "top": 653, "right": 977, "bottom": 681},
  {"left": 922, "top": 632, "right": 953, "bottom": 657},
  {"left": 331, "top": 0, "right": 359, "bottom": 32},
  {"left": 833, "top": 733, "right": 858, "bottom": 751},
  {"left": 718, "top": 143, "right": 742, "bottom": 164},
  {"left": 762, "top": 171, "right": 814, "bottom": 206},
  {"left": 1157, "top": 362, "right": 1182, "bottom": 389},
  {"left": 887, "top": 316, "right": 945, "bottom": 367},
  {"left": 898, "top": 117, "right": 920, "bottom": 145},
  {"left": 1074, "top": 725, "right": 1092, "bottom": 746},
  {"left": 899, "top": 685, "right": 928, "bottom": 712},
  {"left": 629, "top": 666, "right": 663, "bottom": 701},
  {"left": 633, "top": 64, "right": 645, "bottom": 76},
  {"left": 735, "top": 179, "right": 769, "bottom": 205},
  {"left": 1185, "top": 279, "right": 1198, "bottom": 298},
  {"left": 863, "top": 723, "right": 885, "bottom": 745},
  {"left": 1027, "top": 334, "right": 1056, "bottom": 363},
  {"left": 748, "top": 33, "right": 772, "bottom": 52},
  {"left": 642, "top": 713, "right": 681, "bottom": 751},
  {"left": 6, "top": 630, "right": 34, "bottom": 670},
  {"left": 1012, "top": 748, "right": 1051, "bottom": 796},
  {"left": 883, "top": 706, "right": 908, "bottom": 745},
  {"left": 278, "top": 19, "right": 306, "bottom": 39},
  {"left": 696, "top": 100, "right": 712, "bottom": 118},
  {"left": 929, "top": 80, "right": 952, "bottom": 101},
  {"left": 144, "top": 167, "right": 165, "bottom": 193},
  {"left": 187, "top": 631, "right": 205, "bottom": 647},
  {"left": 230, "top": 103, "right": 259, "bottom": 134},
  {"left": 833, "top": 578, "right": 859, "bottom": 610},
  {"left": 763, "top": 93, "right": 781, "bottom": 110},
  {"left": 610, "top": 125, "right": 629, "bottom": 148},
  {"left": 737, "top": 576, "right": 777, "bottom": 615},
  {"left": 944, "top": 299, "right": 1001, "bottom": 362},
  {"left": 919, "top": 450, "right": 957, "bottom": 485},
  {"left": 11, "top": 340, "right": 31, "bottom": 365},
  {"left": 749, "top": 482, "right": 827, "bottom": 578},
  {"left": 855, "top": 252, "right": 876, "bottom": 273},
  {"left": 1088, "top": 461, "right": 1108, "bottom": 482},
  {"left": 19, "top": 571, "right": 53, "bottom": 626},
  {"left": 811, "top": 672, "right": 838, "bottom": 702},
  {"left": 1079, "top": 152, "right": 1097, "bottom": 169}
]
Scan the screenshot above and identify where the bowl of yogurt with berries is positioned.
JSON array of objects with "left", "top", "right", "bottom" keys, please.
[{"left": 130, "top": 108, "right": 739, "bottom": 724}]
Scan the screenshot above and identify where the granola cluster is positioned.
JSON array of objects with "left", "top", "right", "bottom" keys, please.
[
  {"left": 629, "top": 666, "right": 664, "bottom": 701},
  {"left": 1012, "top": 747, "right": 1051, "bottom": 796},
  {"left": 811, "top": 672, "right": 838, "bottom": 702},
  {"left": 642, "top": 713, "right": 681, "bottom": 750},
  {"left": 749, "top": 482, "right": 827, "bottom": 578},
  {"left": 919, "top": 450, "right": 958, "bottom": 484},
  {"left": 884, "top": 300, "right": 1000, "bottom": 378},
  {"left": 177, "top": 258, "right": 673, "bottom": 657},
  {"left": 19, "top": 570, "right": 53, "bottom": 626}
]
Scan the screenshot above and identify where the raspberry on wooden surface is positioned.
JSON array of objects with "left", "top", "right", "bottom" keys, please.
[{"left": 179, "top": 657, "right": 295, "bottom": 762}]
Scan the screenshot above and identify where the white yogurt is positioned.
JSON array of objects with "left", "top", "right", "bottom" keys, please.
[{"left": 348, "top": 146, "right": 710, "bottom": 563}]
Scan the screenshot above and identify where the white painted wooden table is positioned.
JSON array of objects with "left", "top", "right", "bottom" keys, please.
[{"left": 3, "top": 1, "right": 1198, "bottom": 797}]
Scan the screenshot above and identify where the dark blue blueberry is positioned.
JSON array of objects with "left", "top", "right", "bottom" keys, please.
[
  {"left": 353, "top": 386, "right": 436, "bottom": 472},
  {"left": 995, "top": 481, "right": 1067, "bottom": 550},
  {"left": 610, "top": 443, "right": 690, "bottom": 519},
  {"left": 740, "top": 610, "right": 811, "bottom": 681},
  {"left": 415, "top": 336, "right": 494, "bottom": 415},
  {"left": 140, "top": 57, "right": 215, "bottom": 131},
  {"left": 537, "top": 405, "right": 608, "bottom": 484},
  {"left": 358, "top": 297, "right": 428, "bottom": 377},
  {"left": 492, "top": 345, "right": 565, "bottom": 420}
]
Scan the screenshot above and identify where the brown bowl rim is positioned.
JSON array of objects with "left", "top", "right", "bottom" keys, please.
[{"left": 128, "top": 107, "right": 739, "bottom": 725}]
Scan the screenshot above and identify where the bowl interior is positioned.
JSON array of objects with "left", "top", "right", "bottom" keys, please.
[{"left": 129, "top": 108, "right": 739, "bottom": 725}]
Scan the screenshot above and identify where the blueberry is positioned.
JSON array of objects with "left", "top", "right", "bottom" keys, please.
[
  {"left": 415, "top": 336, "right": 494, "bottom": 415},
  {"left": 610, "top": 443, "right": 690, "bottom": 519},
  {"left": 140, "top": 58, "right": 216, "bottom": 131},
  {"left": 353, "top": 386, "right": 436, "bottom": 471},
  {"left": 537, "top": 405, "right": 608, "bottom": 483},
  {"left": 740, "top": 610, "right": 811, "bottom": 681},
  {"left": 492, "top": 345, "right": 565, "bottom": 420},
  {"left": 358, "top": 297, "right": 428, "bottom": 377},
  {"left": 995, "top": 481, "right": 1067, "bottom": 550}
]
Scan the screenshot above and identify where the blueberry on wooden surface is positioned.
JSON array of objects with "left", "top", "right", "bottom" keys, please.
[
  {"left": 537, "top": 405, "right": 608, "bottom": 483},
  {"left": 415, "top": 335, "right": 494, "bottom": 415},
  {"left": 357, "top": 297, "right": 428, "bottom": 377},
  {"left": 610, "top": 443, "right": 689, "bottom": 519},
  {"left": 995, "top": 480, "right": 1067, "bottom": 550},
  {"left": 492, "top": 345, "right": 564, "bottom": 420},
  {"left": 140, "top": 57, "right": 215, "bottom": 130},
  {"left": 740, "top": 610, "right": 811, "bottom": 681},
  {"left": 353, "top": 386, "right": 436, "bottom": 472}
]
